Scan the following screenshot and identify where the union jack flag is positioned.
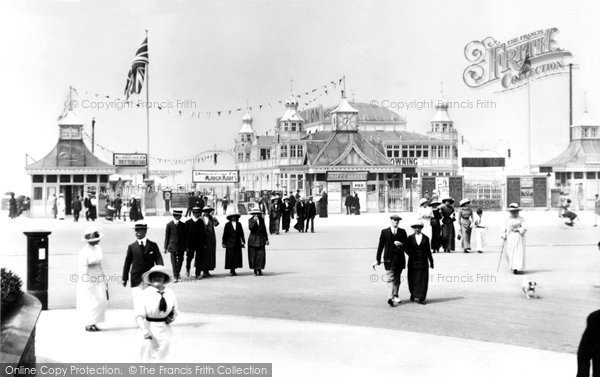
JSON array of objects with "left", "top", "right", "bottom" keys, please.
[{"left": 124, "top": 37, "right": 148, "bottom": 99}]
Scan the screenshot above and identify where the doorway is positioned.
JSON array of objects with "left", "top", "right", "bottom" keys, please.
[{"left": 60, "top": 185, "right": 83, "bottom": 215}]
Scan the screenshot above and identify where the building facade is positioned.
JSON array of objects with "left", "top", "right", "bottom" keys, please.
[
  {"left": 234, "top": 95, "right": 458, "bottom": 213},
  {"left": 25, "top": 111, "right": 116, "bottom": 217}
]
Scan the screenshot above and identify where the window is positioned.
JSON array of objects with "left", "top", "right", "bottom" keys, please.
[
  {"left": 46, "top": 175, "right": 57, "bottom": 183},
  {"left": 245, "top": 152, "right": 250, "bottom": 161},
  {"left": 260, "top": 149, "right": 271, "bottom": 160},
  {"left": 587, "top": 172, "right": 596, "bottom": 179},
  {"left": 33, "top": 175, "right": 43, "bottom": 183},
  {"left": 423, "top": 148, "right": 429, "bottom": 158},
  {"left": 283, "top": 122, "right": 289, "bottom": 132},
  {"left": 280, "top": 145, "right": 288, "bottom": 158},
  {"left": 592, "top": 128, "right": 598, "bottom": 138},
  {"left": 33, "top": 187, "right": 42, "bottom": 200},
  {"left": 291, "top": 123, "right": 297, "bottom": 132},
  {"left": 386, "top": 145, "right": 401, "bottom": 158},
  {"left": 582, "top": 128, "right": 589, "bottom": 138},
  {"left": 86, "top": 175, "right": 97, "bottom": 183},
  {"left": 238, "top": 152, "right": 244, "bottom": 161},
  {"left": 574, "top": 172, "right": 584, "bottom": 179},
  {"left": 298, "top": 145, "right": 303, "bottom": 157},
  {"left": 60, "top": 175, "right": 70, "bottom": 183},
  {"left": 73, "top": 175, "right": 84, "bottom": 183}
]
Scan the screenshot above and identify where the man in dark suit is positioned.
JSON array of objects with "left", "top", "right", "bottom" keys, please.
[
  {"left": 373, "top": 215, "right": 408, "bottom": 307},
  {"left": 344, "top": 194, "right": 353, "bottom": 215},
  {"left": 304, "top": 196, "right": 317, "bottom": 233},
  {"left": 164, "top": 209, "right": 186, "bottom": 282},
  {"left": 406, "top": 221, "right": 434, "bottom": 304},
  {"left": 288, "top": 192, "right": 296, "bottom": 219},
  {"left": 281, "top": 197, "right": 292, "bottom": 232},
  {"left": 114, "top": 194, "right": 123, "bottom": 220},
  {"left": 577, "top": 309, "right": 600, "bottom": 377},
  {"left": 185, "top": 206, "right": 207, "bottom": 279},
  {"left": 72, "top": 196, "right": 82, "bottom": 222},
  {"left": 294, "top": 198, "right": 306, "bottom": 232},
  {"left": 122, "top": 222, "right": 164, "bottom": 302}
]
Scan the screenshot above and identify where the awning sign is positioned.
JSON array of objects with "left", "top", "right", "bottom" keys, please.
[
  {"left": 326, "top": 171, "right": 368, "bottom": 181},
  {"left": 192, "top": 170, "right": 239, "bottom": 183}
]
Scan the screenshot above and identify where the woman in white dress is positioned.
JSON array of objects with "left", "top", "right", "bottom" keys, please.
[
  {"left": 501, "top": 203, "right": 527, "bottom": 274},
  {"left": 77, "top": 227, "right": 108, "bottom": 331},
  {"left": 472, "top": 208, "right": 487, "bottom": 253},
  {"left": 417, "top": 198, "right": 433, "bottom": 241},
  {"left": 136, "top": 265, "right": 179, "bottom": 362},
  {"left": 57, "top": 193, "right": 66, "bottom": 220}
]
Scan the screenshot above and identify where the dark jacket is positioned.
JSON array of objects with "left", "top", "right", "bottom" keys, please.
[
  {"left": 406, "top": 234, "right": 434, "bottom": 270},
  {"left": 122, "top": 239, "right": 163, "bottom": 287},
  {"left": 185, "top": 217, "right": 206, "bottom": 251},
  {"left": 289, "top": 195, "right": 296, "bottom": 209},
  {"left": 578, "top": 309, "right": 600, "bottom": 377},
  {"left": 376, "top": 227, "right": 408, "bottom": 269},
  {"left": 296, "top": 201, "right": 306, "bottom": 219},
  {"left": 164, "top": 220, "right": 186, "bottom": 253},
  {"left": 248, "top": 216, "right": 268, "bottom": 247},
  {"left": 353, "top": 195, "right": 360, "bottom": 209},
  {"left": 72, "top": 199, "right": 82, "bottom": 212},
  {"left": 344, "top": 195, "right": 353, "bottom": 207},
  {"left": 222, "top": 221, "right": 246, "bottom": 249},
  {"left": 305, "top": 201, "right": 317, "bottom": 218}
]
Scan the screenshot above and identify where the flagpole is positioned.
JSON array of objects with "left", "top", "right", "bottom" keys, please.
[
  {"left": 145, "top": 29, "right": 150, "bottom": 179},
  {"left": 527, "top": 75, "right": 531, "bottom": 173}
]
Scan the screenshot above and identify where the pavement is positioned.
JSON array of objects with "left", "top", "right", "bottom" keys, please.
[
  {"left": 1, "top": 209, "right": 598, "bottom": 375},
  {"left": 36, "top": 309, "right": 575, "bottom": 377}
]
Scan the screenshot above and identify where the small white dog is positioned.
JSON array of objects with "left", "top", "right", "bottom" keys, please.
[{"left": 521, "top": 276, "right": 538, "bottom": 299}]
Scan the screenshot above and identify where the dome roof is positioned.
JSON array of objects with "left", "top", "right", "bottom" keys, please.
[
  {"left": 285, "top": 96, "right": 299, "bottom": 108},
  {"left": 324, "top": 102, "right": 405, "bottom": 122},
  {"left": 241, "top": 111, "right": 253, "bottom": 123}
]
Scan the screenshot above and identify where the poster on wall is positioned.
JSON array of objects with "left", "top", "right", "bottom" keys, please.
[
  {"left": 435, "top": 177, "right": 450, "bottom": 198},
  {"left": 520, "top": 177, "right": 534, "bottom": 207},
  {"left": 327, "top": 182, "right": 342, "bottom": 213},
  {"left": 352, "top": 182, "right": 366, "bottom": 191}
]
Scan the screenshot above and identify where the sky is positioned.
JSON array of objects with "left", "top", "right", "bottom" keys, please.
[{"left": 1, "top": 0, "right": 599, "bottom": 194}]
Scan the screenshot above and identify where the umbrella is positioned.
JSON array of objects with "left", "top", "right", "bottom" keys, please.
[{"left": 5, "top": 191, "right": 14, "bottom": 196}]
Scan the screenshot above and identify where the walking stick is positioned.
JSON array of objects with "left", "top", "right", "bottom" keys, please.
[{"left": 496, "top": 237, "right": 506, "bottom": 272}]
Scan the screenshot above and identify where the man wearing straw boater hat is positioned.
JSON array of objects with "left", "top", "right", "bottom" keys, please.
[
  {"left": 185, "top": 206, "right": 207, "bottom": 279},
  {"left": 406, "top": 220, "right": 434, "bottom": 305},
  {"left": 136, "top": 265, "right": 179, "bottom": 362},
  {"left": 122, "top": 221, "right": 163, "bottom": 304},
  {"left": 164, "top": 209, "right": 186, "bottom": 283},
  {"left": 373, "top": 214, "right": 408, "bottom": 307},
  {"left": 222, "top": 211, "right": 245, "bottom": 276}
]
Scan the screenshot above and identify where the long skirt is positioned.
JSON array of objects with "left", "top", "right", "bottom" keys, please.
[
  {"left": 269, "top": 215, "right": 280, "bottom": 234},
  {"left": 76, "top": 270, "right": 107, "bottom": 325},
  {"left": 472, "top": 227, "right": 485, "bottom": 251},
  {"left": 407, "top": 268, "right": 429, "bottom": 300},
  {"left": 140, "top": 322, "right": 175, "bottom": 362},
  {"left": 441, "top": 222, "right": 455, "bottom": 251},
  {"left": 225, "top": 246, "right": 243, "bottom": 269},
  {"left": 294, "top": 217, "right": 305, "bottom": 232},
  {"left": 430, "top": 221, "right": 441, "bottom": 251},
  {"left": 281, "top": 213, "right": 291, "bottom": 231},
  {"left": 248, "top": 246, "right": 266, "bottom": 269},
  {"left": 505, "top": 232, "right": 525, "bottom": 271},
  {"left": 460, "top": 219, "right": 472, "bottom": 250}
]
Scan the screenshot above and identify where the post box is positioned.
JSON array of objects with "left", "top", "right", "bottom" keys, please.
[{"left": 23, "top": 231, "right": 51, "bottom": 310}]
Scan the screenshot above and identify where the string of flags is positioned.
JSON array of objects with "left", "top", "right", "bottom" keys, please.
[
  {"left": 70, "top": 77, "right": 344, "bottom": 119},
  {"left": 81, "top": 130, "right": 234, "bottom": 165}
]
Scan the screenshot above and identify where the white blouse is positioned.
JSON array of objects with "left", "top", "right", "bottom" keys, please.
[{"left": 136, "top": 286, "right": 179, "bottom": 321}]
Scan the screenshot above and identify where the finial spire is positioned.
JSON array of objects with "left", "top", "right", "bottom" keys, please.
[{"left": 584, "top": 91, "right": 588, "bottom": 113}]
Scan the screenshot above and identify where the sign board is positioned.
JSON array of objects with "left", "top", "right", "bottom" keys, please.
[
  {"left": 326, "top": 171, "right": 368, "bottom": 181},
  {"left": 113, "top": 153, "right": 148, "bottom": 167},
  {"left": 352, "top": 182, "right": 366, "bottom": 190},
  {"left": 462, "top": 157, "right": 505, "bottom": 167},
  {"left": 389, "top": 157, "right": 418, "bottom": 166},
  {"left": 506, "top": 176, "right": 547, "bottom": 208},
  {"left": 539, "top": 166, "right": 553, "bottom": 173},
  {"left": 192, "top": 170, "right": 239, "bottom": 183}
]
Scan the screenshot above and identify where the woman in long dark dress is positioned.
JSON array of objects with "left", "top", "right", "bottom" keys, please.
[
  {"left": 248, "top": 208, "right": 269, "bottom": 275},
  {"left": 222, "top": 213, "right": 245, "bottom": 276},
  {"left": 429, "top": 199, "right": 442, "bottom": 253},
  {"left": 201, "top": 206, "right": 219, "bottom": 277},
  {"left": 406, "top": 221, "right": 434, "bottom": 304},
  {"left": 281, "top": 198, "right": 291, "bottom": 232},
  {"left": 440, "top": 197, "right": 456, "bottom": 253}
]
